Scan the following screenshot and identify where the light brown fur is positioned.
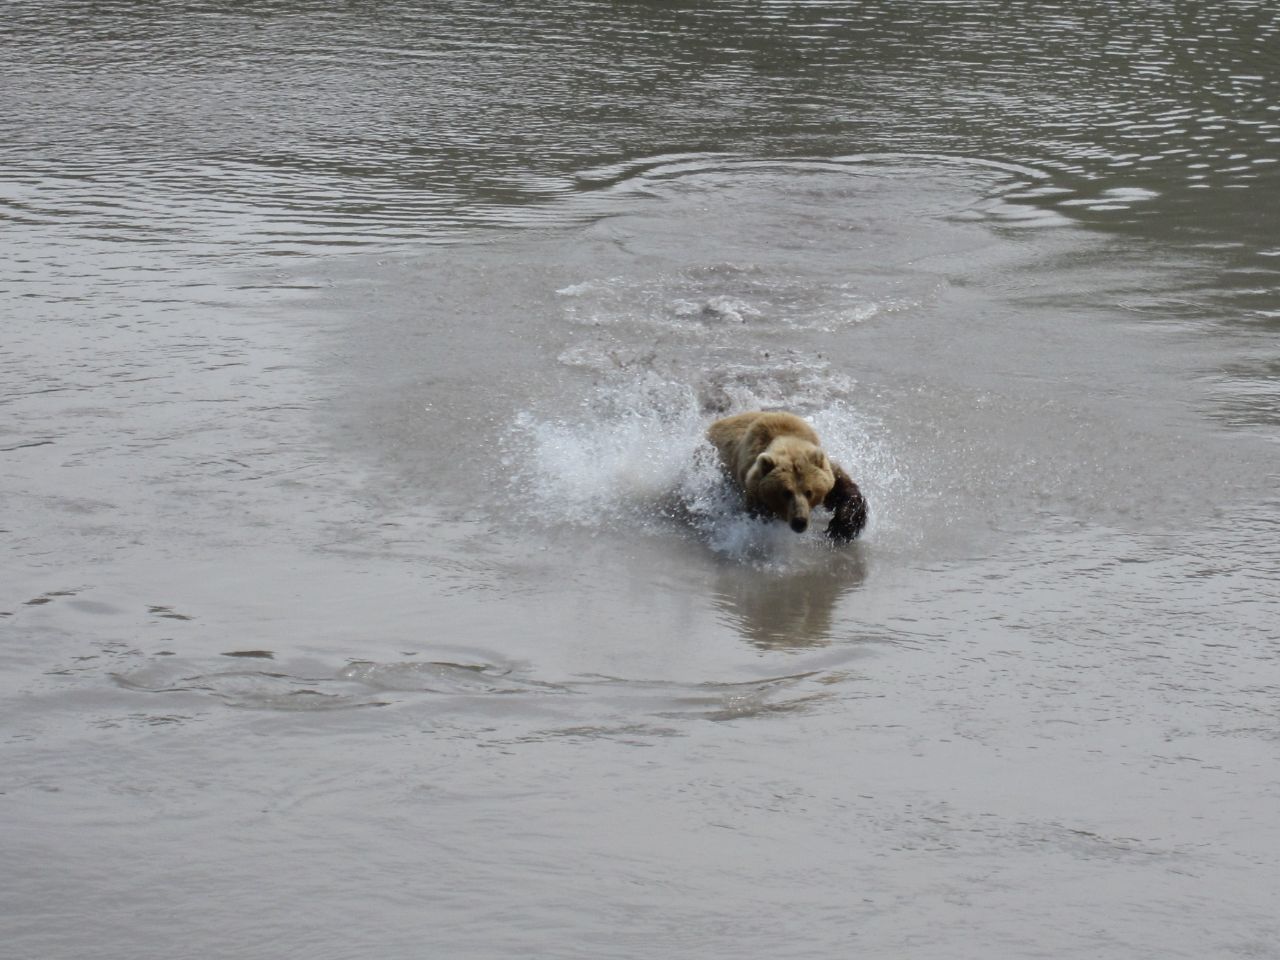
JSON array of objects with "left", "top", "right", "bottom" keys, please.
[{"left": 707, "top": 410, "right": 868, "bottom": 541}]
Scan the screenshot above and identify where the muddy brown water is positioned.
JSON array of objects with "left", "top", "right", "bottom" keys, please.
[{"left": 3, "top": 3, "right": 1279, "bottom": 957}]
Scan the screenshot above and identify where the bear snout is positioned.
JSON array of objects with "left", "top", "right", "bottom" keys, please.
[{"left": 788, "top": 494, "right": 811, "bottom": 533}]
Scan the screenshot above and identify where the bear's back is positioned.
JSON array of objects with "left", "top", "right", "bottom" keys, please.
[{"left": 707, "top": 410, "right": 822, "bottom": 483}]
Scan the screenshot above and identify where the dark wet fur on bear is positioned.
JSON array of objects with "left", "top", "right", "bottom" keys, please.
[{"left": 824, "top": 465, "right": 867, "bottom": 543}]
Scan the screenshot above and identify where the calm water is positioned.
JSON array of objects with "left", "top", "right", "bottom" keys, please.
[{"left": 4, "top": 2, "right": 1279, "bottom": 958}]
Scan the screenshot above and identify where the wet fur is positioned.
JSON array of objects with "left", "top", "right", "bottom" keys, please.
[{"left": 707, "top": 411, "right": 867, "bottom": 542}]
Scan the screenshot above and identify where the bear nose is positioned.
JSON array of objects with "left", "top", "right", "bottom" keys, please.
[{"left": 790, "top": 516, "right": 808, "bottom": 533}]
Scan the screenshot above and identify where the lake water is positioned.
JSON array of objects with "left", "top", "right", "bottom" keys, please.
[{"left": 3, "top": 2, "right": 1279, "bottom": 957}]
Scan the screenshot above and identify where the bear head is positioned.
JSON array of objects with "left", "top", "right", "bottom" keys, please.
[{"left": 743, "top": 437, "right": 836, "bottom": 534}]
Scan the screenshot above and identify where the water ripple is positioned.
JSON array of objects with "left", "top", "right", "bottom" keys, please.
[
  {"left": 112, "top": 655, "right": 849, "bottom": 725},
  {"left": 3, "top": 0, "right": 1277, "bottom": 257}
]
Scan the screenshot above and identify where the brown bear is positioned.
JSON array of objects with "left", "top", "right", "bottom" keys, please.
[{"left": 707, "top": 410, "right": 867, "bottom": 542}]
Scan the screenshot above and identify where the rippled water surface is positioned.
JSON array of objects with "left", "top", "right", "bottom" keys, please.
[{"left": 4, "top": 3, "right": 1279, "bottom": 958}]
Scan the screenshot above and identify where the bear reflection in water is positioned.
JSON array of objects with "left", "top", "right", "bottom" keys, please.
[
  {"left": 707, "top": 410, "right": 867, "bottom": 542},
  {"left": 712, "top": 552, "right": 868, "bottom": 649}
]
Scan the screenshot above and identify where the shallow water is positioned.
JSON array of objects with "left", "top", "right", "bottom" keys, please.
[{"left": 3, "top": 2, "right": 1280, "bottom": 958}]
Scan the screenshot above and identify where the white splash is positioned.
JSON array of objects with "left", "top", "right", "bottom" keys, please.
[{"left": 502, "top": 373, "right": 901, "bottom": 565}]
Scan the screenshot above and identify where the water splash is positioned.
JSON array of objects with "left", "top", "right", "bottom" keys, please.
[{"left": 501, "top": 371, "right": 898, "bottom": 566}]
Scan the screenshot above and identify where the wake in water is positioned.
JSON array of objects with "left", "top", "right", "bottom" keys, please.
[{"left": 492, "top": 261, "right": 910, "bottom": 566}]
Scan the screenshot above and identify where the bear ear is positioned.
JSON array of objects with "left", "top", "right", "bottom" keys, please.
[{"left": 755, "top": 453, "right": 776, "bottom": 476}]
